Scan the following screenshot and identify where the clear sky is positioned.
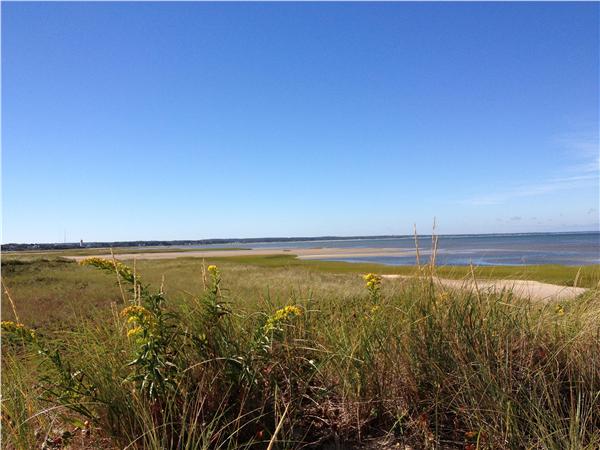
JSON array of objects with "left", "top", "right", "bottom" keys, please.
[{"left": 2, "top": 2, "right": 599, "bottom": 243}]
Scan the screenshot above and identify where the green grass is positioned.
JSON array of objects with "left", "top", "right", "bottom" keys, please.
[
  {"left": 7, "top": 248, "right": 600, "bottom": 288},
  {"left": 2, "top": 256, "right": 599, "bottom": 449},
  {"left": 2, "top": 255, "right": 598, "bottom": 330}
]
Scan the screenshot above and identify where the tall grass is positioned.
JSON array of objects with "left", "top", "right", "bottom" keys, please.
[{"left": 2, "top": 258, "right": 599, "bottom": 449}]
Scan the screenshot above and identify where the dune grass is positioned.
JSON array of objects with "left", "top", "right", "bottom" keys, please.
[{"left": 2, "top": 256, "right": 599, "bottom": 449}]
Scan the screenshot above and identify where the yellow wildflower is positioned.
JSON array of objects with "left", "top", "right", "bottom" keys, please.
[
  {"left": 555, "top": 304, "right": 565, "bottom": 316},
  {"left": 274, "top": 305, "right": 302, "bottom": 320},
  {"left": 80, "top": 257, "right": 133, "bottom": 281},
  {"left": 1, "top": 320, "right": 23, "bottom": 332},
  {"left": 121, "top": 305, "right": 156, "bottom": 334},
  {"left": 121, "top": 305, "right": 152, "bottom": 319},
  {"left": 127, "top": 326, "right": 143, "bottom": 338},
  {"left": 1, "top": 321, "right": 36, "bottom": 340},
  {"left": 362, "top": 273, "right": 382, "bottom": 288},
  {"left": 263, "top": 305, "right": 302, "bottom": 333},
  {"left": 363, "top": 273, "right": 382, "bottom": 306},
  {"left": 207, "top": 265, "right": 218, "bottom": 273}
]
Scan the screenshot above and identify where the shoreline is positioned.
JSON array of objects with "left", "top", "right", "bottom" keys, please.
[{"left": 62, "top": 246, "right": 600, "bottom": 266}]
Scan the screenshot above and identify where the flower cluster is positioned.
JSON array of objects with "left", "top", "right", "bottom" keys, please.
[
  {"left": 263, "top": 305, "right": 302, "bottom": 334},
  {"left": 207, "top": 264, "right": 220, "bottom": 286},
  {"left": 1, "top": 320, "right": 36, "bottom": 341},
  {"left": 363, "top": 273, "right": 382, "bottom": 289},
  {"left": 555, "top": 304, "right": 565, "bottom": 316},
  {"left": 120, "top": 305, "right": 156, "bottom": 338},
  {"left": 363, "top": 273, "right": 382, "bottom": 302},
  {"left": 80, "top": 257, "right": 134, "bottom": 282}
]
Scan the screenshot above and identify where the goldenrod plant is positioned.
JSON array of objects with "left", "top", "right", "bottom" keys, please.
[{"left": 2, "top": 256, "right": 599, "bottom": 449}]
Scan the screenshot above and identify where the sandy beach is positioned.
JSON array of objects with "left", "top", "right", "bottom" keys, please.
[
  {"left": 382, "top": 275, "right": 587, "bottom": 302},
  {"left": 66, "top": 247, "right": 416, "bottom": 261}
]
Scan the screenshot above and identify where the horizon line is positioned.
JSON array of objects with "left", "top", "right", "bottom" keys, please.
[{"left": 3, "top": 229, "right": 599, "bottom": 248}]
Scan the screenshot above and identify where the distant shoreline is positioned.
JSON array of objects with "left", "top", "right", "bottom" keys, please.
[{"left": 2, "top": 230, "right": 598, "bottom": 252}]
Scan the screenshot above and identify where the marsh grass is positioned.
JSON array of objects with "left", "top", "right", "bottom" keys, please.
[{"left": 2, "top": 256, "right": 599, "bottom": 449}]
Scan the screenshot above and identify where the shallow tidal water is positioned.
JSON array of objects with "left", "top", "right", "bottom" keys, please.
[{"left": 189, "top": 232, "right": 600, "bottom": 266}]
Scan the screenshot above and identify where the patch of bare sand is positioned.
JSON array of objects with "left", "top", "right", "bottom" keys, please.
[{"left": 382, "top": 275, "right": 587, "bottom": 302}]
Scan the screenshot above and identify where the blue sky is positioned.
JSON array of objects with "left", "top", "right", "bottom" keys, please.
[{"left": 2, "top": 2, "right": 599, "bottom": 243}]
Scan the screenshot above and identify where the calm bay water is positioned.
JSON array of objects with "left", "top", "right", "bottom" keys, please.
[{"left": 191, "top": 232, "right": 600, "bottom": 266}]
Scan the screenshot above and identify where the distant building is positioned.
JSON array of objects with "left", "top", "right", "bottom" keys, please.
[{"left": 80, "top": 239, "right": 84, "bottom": 248}]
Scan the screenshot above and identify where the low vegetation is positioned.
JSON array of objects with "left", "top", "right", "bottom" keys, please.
[{"left": 2, "top": 255, "right": 599, "bottom": 449}]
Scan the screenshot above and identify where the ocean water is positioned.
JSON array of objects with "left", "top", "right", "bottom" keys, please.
[
  {"left": 320, "top": 233, "right": 600, "bottom": 266},
  {"left": 192, "top": 232, "right": 600, "bottom": 266}
]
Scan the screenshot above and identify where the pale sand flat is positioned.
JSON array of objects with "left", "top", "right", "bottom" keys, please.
[
  {"left": 66, "top": 247, "right": 416, "bottom": 262},
  {"left": 382, "top": 275, "right": 588, "bottom": 302}
]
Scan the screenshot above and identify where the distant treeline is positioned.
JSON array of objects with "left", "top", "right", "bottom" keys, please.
[{"left": 1, "top": 235, "right": 406, "bottom": 252}]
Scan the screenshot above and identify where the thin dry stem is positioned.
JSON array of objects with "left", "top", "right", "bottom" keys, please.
[
  {"left": 201, "top": 258, "right": 207, "bottom": 291},
  {"left": 469, "top": 262, "right": 482, "bottom": 304},
  {"left": 133, "top": 258, "right": 139, "bottom": 305},
  {"left": 413, "top": 224, "right": 421, "bottom": 271},
  {"left": 266, "top": 402, "right": 290, "bottom": 450},
  {"left": 2, "top": 278, "right": 20, "bottom": 323},
  {"left": 110, "top": 248, "right": 127, "bottom": 304},
  {"left": 574, "top": 267, "right": 581, "bottom": 288},
  {"left": 430, "top": 217, "right": 439, "bottom": 271}
]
